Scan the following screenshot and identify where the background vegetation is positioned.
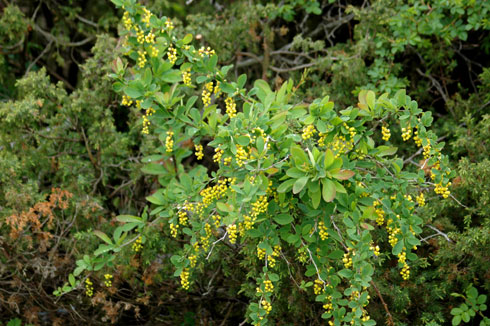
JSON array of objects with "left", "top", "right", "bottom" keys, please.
[{"left": 0, "top": 0, "right": 488, "bottom": 325}]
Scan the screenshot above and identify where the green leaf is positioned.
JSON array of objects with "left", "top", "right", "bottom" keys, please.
[
  {"left": 124, "top": 81, "right": 145, "bottom": 98},
  {"left": 94, "top": 244, "right": 113, "bottom": 256},
  {"left": 451, "top": 308, "right": 463, "bottom": 315},
  {"left": 331, "top": 169, "right": 355, "bottom": 180},
  {"left": 236, "top": 135, "right": 250, "bottom": 146},
  {"left": 311, "top": 189, "right": 321, "bottom": 209},
  {"left": 69, "top": 274, "right": 76, "bottom": 287},
  {"left": 328, "top": 250, "right": 344, "bottom": 259},
  {"left": 277, "top": 179, "right": 296, "bottom": 193},
  {"left": 182, "top": 33, "right": 193, "bottom": 44},
  {"left": 93, "top": 230, "right": 113, "bottom": 245},
  {"left": 452, "top": 316, "right": 461, "bottom": 326},
  {"left": 237, "top": 74, "right": 247, "bottom": 89},
  {"left": 324, "top": 149, "right": 334, "bottom": 169},
  {"left": 291, "top": 145, "right": 308, "bottom": 166},
  {"left": 274, "top": 214, "right": 294, "bottom": 225},
  {"left": 467, "top": 287, "right": 478, "bottom": 299},
  {"left": 322, "top": 179, "right": 336, "bottom": 202},
  {"left": 146, "top": 191, "right": 166, "bottom": 205},
  {"left": 116, "top": 215, "right": 142, "bottom": 223},
  {"left": 141, "top": 163, "right": 167, "bottom": 175},
  {"left": 287, "top": 167, "right": 306, "bottom": 178},
  {"left": 366, "top": 90, "right": 375, "bottom": 110},
  {"left": 338, "top": 269, "right": 353, "bottom": 278},
  {"left": 161, "top": 70, "right": 182, "bottom": 83},
  {"left": 216, "top": 202, "right": 233, "bottom": 213},
  {"left": 477, "top": 295, "right": 487, "bottom": 304},
  {"left": 293, "top": 177, "right": 309, "bottom": 194},
  {"left": 392, "top": 240, "right": 404, "bottom": 256},
  {"left": 377, "top": 146, "right": 398, "bottom": 157}
]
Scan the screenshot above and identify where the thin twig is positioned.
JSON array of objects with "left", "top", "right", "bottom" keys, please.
[
  {"left": 370, "top": 280, "right": 394, "bottom": 326},
  {"left": 426, "top": 224, "right": 453, "bottom": 243}
]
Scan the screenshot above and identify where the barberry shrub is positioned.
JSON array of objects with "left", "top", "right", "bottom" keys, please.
[{"left": 59, "top": 1, "right": 456, "bottom": 325}]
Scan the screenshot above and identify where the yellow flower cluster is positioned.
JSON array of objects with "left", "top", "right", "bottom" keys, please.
[
  {"left": 198, "top": 46, "right": 215, "bottom": 57},
  {"left": 199, "top": 178, "right": 231, "bottom": 208},
  {"left": 401, "top": 125, "right": 412, "bottom": 141},
  {"left": 369, "top": 243, "right": 380, "bottom": 258},
  {"left": 213, "top": 81, "right": 221, "bottom": 96},
  {"left": 423, "top": 142, "right": 431, "bottom": 160},
  {"left": 180, "top": 268, "right": 190, "bottom": 290},
  {"left": 387, "top": 221, "right": 401, "bottom": 247},
  {"left": 165, "top": 131, "right": 174, "bottom": 152},
  {"left": 261, "top": 300, "right": 272, "bottom": 314},
  {"left": 189, "top": 254, "right": 197, "bottom": 268},
  {"left": 297, "top": 248, "right": 308, "bottom": 264},
  {"left": 302, "top": 124, "right": 316, "bottom": 140},
  {"left": 85, "top": 278, "right": 94, "bottom": 297},
  {"left": 323, "top": 296, "right": 333, "bottom": 313},
  {"left": 167, "top": 46, "right": 177, "bottom": 65},
  {"left": 121, "top": 95, "right": 133, "bottom": 106},
  {"left": 136, "top": 27, "right": 145, "bottom": 44},
  {"left": 373, "top": 200, "right": 385, "bottom": 226},
  {"left": 200, "top": 223, "right": 212, "bottom": 250},
  {"left": 435, "top": 181, "right": 451, "bottom": 198},
  {"left": 182, "top": 69, "right": 192, "bottom": 86},
  {"left": 122, "top": 12, "right": 132, "bottom": 30},
  {"left": 314, "top": 279, "right": 324, "bottom": 295},
  {"left": 343, "top": 249, "right": 353, "bottom": 268},
  {"left": 145, "top": 32, "right": 155, "bottom": 44},
  {"left": 132, "top": 236, "right": 143, "bottom": 252},
  {"left": 413, "top": 129, "right": 423, "bottom": 147},
  {"left": 318, "top": 220, "right": 328, "bottom": 240},
  {"left": 178, "top": 210, "right": 188, "bottom": 226},
  {"left": 235, "top": 144, "right": 248, "bottom": 167},
  {"left": 251, "top": 195, "right": 268, "bottom": 219},
  {"left": 227, "top": 224, "right": 237, "bottom": 244},
  {"left": 242, "top": 215, "right": 255, "bottom": 230},
  {"left": 225, "top": 97, "right": 237, "bottom": 118},
  {"left": 212, "top": 214, "right": 221, "bottom": 228},
  {"left": 212, "top": 147, "right": 224, "bottom": 163},
  {"left": 318, "top": 132, "right": 327, "bottom": 147},
  {"left": 416, "top": 192, "right": 425, "bottom": 206},
  {"left": 264, "top": 280, "right": 274, "bottom": 292},
  {"left": 170, "top": 223, "right": 178, "bottom": 238},
  {"left": 104, "top": 274, "right": 113, "bottom": 287},
  {"left": 344, "top": 122, "right": 357, "bottom": 139},
  {"left": 141, "top": 8, "right": 152, "bottom": 27},
  {"left": 137, "top": 50, "right": 147, "bottom": 68},
  {"left": 194, "top": 144, "right": 204, "bottom": 160},
  {"left": 257, "top": 247, "right": 266, "bottom": 260},
  {"left": 202, "top": 82, "right": 213, "bottom": 107},
  {"left": 268, "top": 245, "right": 281, "bottom": 268},
  {"left": 149, "top": 45, "right": 159, "bottom": 57},
  {"left": 224, "top": 156, "right": 232, "bottom": 165},
  {"left": 164, "top": 18, "right": 174, "bottom": 31},
  {"left": 142, "top": 107, "right": 155, "bottom": 134},
  {"left": 331, "top": 135, "right": 354, "bottom": 158},
  {"left": 382, "top": 125, "right": 391, "bottom": 141},
  {"left": 398, "top": 250, "right": 411, "bottom": 279}
]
